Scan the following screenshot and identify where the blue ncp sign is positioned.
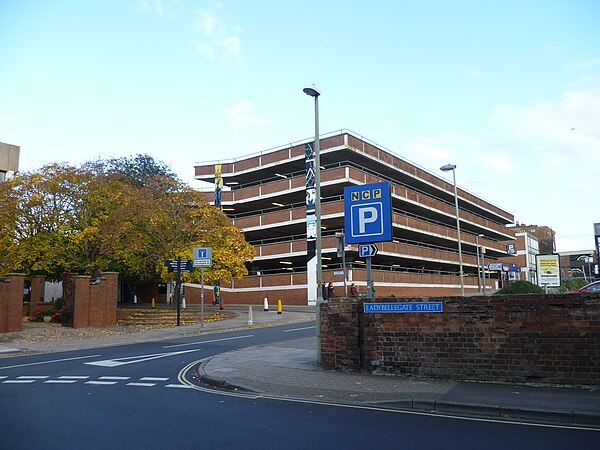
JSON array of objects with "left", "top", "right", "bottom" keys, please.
[{"left": 344, "top": 182, "right": 393, "bottom": 244}]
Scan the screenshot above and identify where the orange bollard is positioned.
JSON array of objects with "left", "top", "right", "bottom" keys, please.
[{"left": 151, "top": 298, "right": 156, "bottom": 309}]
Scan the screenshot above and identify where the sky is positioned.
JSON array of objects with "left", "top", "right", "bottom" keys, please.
[{"left": 1, "top": 0, "right": 599, "bottom": 252}]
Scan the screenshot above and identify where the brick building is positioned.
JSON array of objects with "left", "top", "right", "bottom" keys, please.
[
  {"left": 194, "top": 131, "right": 516, "bottom": 305},
  {"left": 499, "top": 228, "right": 540, "bottom": 284}
]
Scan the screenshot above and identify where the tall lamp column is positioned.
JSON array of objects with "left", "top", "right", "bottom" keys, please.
[
  {"left": 303, "top": 84, "right": 323, "bottom": 363},
  {"left": 440, "top": 164, "right": 464, "bottom": 296}
]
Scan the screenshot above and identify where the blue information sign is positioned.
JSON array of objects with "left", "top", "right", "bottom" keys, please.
[
  {"left": 363, "top": 302, "right": 443, "bottom": 313},
  {"left": 344, "top": 182, "right": 393, "bottom": 244}
]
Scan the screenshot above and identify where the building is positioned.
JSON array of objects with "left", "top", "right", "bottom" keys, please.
[
  {"left": 512, "top": 224, "right": 556, "bottom": 255},
  {"left": 559, "top": 250, "right": 597, "bottom": 282},
  {"left": 499, "top": 229, "right": 539, "bottom": 284},
  {"left": 0, "top": 142, "right": 20, "bottom": 181},
  {"left": 194, "top": 131, "right": 516, "bottom": 305}
]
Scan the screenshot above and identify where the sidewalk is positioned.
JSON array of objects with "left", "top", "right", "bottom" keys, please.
[{"left": 2, "top": 305, "right": 599, "bottom": 427}]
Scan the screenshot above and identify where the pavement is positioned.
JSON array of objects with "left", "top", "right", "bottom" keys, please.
[{"left": 2, "top": 304, "right": 600, "bottom": 427}]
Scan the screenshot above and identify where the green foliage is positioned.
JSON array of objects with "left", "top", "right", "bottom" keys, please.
[
  {"left": 549, "top": 277, "right": 588, "bottom": 294},
  {"left": 493, "top": 280, "right": 545, "bottom": 295}
]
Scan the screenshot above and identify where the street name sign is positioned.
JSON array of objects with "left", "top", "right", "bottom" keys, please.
[
  {"left": 343, "top": 182, "right": 393, "bottom": 244},
  {"left": 364, "top": 302, "right": 443, "bottom": 313}
]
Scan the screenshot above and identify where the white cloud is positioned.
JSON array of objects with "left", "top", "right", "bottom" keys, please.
[
  {"left": 193, "top": 6, "right": 242, "bottom": 62},
  {"left": 467, "top": 70, "right": 483, "bottom": 78},
  {"left": 225, "top": 101, "right": 272, "bottom": 128},
  {"left": 136, "top": 0, "right": 180, "bottom": 19}
]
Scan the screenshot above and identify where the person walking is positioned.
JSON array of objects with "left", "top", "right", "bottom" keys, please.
[
  {"left": 327, "top": 282, "right": 335, "bottom": 299},
  {"left": 350, "top": 283, "right": 358, "bottom": 297}
]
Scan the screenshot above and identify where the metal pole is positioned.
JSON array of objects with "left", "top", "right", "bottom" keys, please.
[
  {"left": 451, "top": 169, "right": 465, "bottom": 296},
  {"left": 313, "top": 91, "right": 323, "bottom": 364},
  {"left": 342, "top": 240, "right": 348, "bottom": 296},
  {"left": 200, "top": 267, "right": 204, "bottom": 328},
  {"left": 176, "top": 257, "right": 181, "bottom": 327},
  {"left": 481, "top": 248, "right": 487, "bottom": 295},
  {"left": 366, "top": 256, "right": 372, "bottom": 299},
  {"left": 475, "top": 235, "right": 481, "bottom": 293}
]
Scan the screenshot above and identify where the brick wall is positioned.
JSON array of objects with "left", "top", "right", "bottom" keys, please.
[
  {"left": 29, "top": 275, "right": 46, "bottom": 318},
  {"left": 64, "top": 272, "right": 118, "bottom": 328},
  {"left": 0, "top": 274, "right": 24, "bottom": 333},
  {"left": 321, "top": 294, "right": 600, "bottom": 387}
]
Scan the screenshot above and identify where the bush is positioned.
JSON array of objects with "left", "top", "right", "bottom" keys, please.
[
  {"left": 494, "top": 280, "right": 544, "bottom": 295},
  {"left": 549, "top": 278, "right": 588, "bottom": 294}
]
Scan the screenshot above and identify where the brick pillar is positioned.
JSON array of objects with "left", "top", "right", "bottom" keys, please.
[
  {"left": 0, "top": 274, "right": 25, "bottom": 333},
  {"left": 29, "top": 275, "right": 46, "bottom": 319},
  {"left": 100, "top": 272, "right": 118, "bottom": 326},
  {"left": 72, "top": 275, "right": 91, "bottom": 329}
]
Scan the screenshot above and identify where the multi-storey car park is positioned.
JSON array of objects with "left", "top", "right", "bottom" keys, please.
[{"left": 194, "top": 130, "right": 516, "bottom": 305}]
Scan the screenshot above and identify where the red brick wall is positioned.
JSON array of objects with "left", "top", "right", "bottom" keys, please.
[
  {"left": 321, "top": 294, "right": 600, "bottom": 387},
  {"left": 0, "top": 274, "right": 24, "bottom": 333},
  {"left": 69, "top": 272, "right": 118, "bottom": 328},
  {"left": 29, "top": 275, "right": 46, "bottom": 318}
]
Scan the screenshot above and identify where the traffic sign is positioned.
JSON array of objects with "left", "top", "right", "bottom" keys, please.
[
  {"left": 164, "top": 259, "right": 194, "bottom": 273},
  {"left": 193, "top": 247, "right": 212, "bottom": 268},
  {"left": 359, "top": 243, "right": 378, "bottom": 258},
  {"left": 343, "top": 182, "right": 392, "bottom": 244}
]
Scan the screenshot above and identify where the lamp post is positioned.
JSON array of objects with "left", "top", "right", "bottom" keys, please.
[
  {"left": 440, "top": 164, "right": 464, "bottom": 296},
  {"left": 475, "top": 234, "right": 482, "bottom": 292},
  {"left": 476, "top": 234, "right": 485, "bottom": 294},
  {"left": 304, "top": 84, "right": 323, "bottom": 364}
]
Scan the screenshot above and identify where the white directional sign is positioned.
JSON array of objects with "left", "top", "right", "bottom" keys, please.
[
  {"left": 193, "top": 247, "right": 212, "bottom": 267},
  {"left": 359, "top": 243, "right": 378, "bottom": 258}
]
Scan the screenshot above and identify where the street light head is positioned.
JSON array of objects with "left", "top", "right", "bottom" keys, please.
[
  {"left": 303, "top": 84, "right": 321, "bottom": 97},
  {"left": 440, "top": 164, "right": 457, "bottom": 172},
  {"left": 478, "top": 233, "right": 484, "bottom": 237}
]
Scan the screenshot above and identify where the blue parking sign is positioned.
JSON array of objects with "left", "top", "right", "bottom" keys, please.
[{"left": 344, "top": 182, "right": 393, "bottom": 244}]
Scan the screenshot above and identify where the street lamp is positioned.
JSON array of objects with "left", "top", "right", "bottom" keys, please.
[
  {"left": 304, "top": 83, "right": 323, "bottom": 364},
  {"left": 440, "top": 164, "right": 464, "bottom": 296}
]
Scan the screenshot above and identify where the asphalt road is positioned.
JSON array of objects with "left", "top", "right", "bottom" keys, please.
[{"left": 1, "top": 323, "right": 598, "bottom": 450}]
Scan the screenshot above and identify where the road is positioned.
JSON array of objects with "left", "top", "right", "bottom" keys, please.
[{"left": 1, "top": 323, "right": 598, "bottom": 450}]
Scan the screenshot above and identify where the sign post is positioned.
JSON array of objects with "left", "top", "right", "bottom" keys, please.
[
  {"left": 193, "top": 247, "right": 213, "bottom": 328},
  {"left": 536, "top": 254, "right": 561, "bottom": 293},
  {"left": 165, "top": 259, "right": 194, "bottom": 326}
]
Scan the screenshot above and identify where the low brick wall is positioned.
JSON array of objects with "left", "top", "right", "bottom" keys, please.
[
  {"left": 63, "top": 272, "right": 118, "bottom": 328},
  {"left": 0, "top": 274, "right": 24, "bottom": 333},
  {"left": 321, "top": 294, "right": 600, "bottom": 387}
]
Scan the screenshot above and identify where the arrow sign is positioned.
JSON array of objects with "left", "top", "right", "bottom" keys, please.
[
  {"left": 359, "top": 243, "right": 378, "bottom": 258},
  {"left": 85, "top": 349, "right": 202, "bottom": 367}
]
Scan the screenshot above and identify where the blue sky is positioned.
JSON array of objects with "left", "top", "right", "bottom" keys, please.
[{"left": 1, "top": 0, "right": 599, "bottom": 252}]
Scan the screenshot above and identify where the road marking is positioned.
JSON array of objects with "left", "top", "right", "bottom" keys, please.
[
  {"left": 127, "top": 382, "right": 156, "bottom": 387},
  {"left": 140, "top": 377, "right": 169, "bottom": 381},
  {"left": 85, "top": 349, "right": 203, "bottom": 367},
  {"left": 59, "top": 376, "right": 89, "bottom": 380},
  {"left": 165, "top": 384, "right": 192, "bottom": 389},
  {"left": 163, "top": 334, "right": 254, "bottom": 349},
  {"left": 0, "top": 354, "right": 101, "bottom": 370},
  {"left": 85, "top": 381, "right": 117, "bottom": 385},
  {"left": 0, "top": 376, "right": 6, "bottom": 379},
  {"left": 17, "top": 376, "right": 50, "bottom": 379},
  {"left": 284, "top": 326, "right": 316, "bottom": 332},
  {"left": 2, "top": 380, "right": 36, "bottom": 384},
  {"left": 45, "top": 380, "right": 78, "bottom": 384},
  {"left": 99, "top": 376, "right": 130, "bottom": 380}
]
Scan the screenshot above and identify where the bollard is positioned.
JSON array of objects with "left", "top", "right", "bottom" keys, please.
[
  {"left": 133, "top": 294, "right": 138, "bottom": 304},
  {"left": 277, "top": 299, "right": 282, "bottom": 314},
  {"left": 263, "top": 297, "right": 269, "bottom": 311},
  {"left": 248, "top": 305, "right": 254, "bottom": 326},
  {"left": 182, "top": 297, "right": 186, "bottom": 309},
  {"left": 151, "top": 298, "right": 156, "bottom": 309}
]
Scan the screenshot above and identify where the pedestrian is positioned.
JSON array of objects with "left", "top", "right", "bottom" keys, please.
[
  {"left": 350, "top": 283, "right": 358, "bottom": 297},
  {"left": 213, "top": 282, "right": 221, "bottom": 306},
  {"left": 327, "top": 282, "right": 335, "bottom": 299}
]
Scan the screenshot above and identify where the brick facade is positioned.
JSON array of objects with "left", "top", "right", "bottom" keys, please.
[
  {"left": 321, "top": 294, "right": 600, "bottom": 387},
  {"left": 0, "top": 274, "right": 24, "bottom": 333},
  {"left": 29, "top": 275, "right": 46, "bottom": 318}
]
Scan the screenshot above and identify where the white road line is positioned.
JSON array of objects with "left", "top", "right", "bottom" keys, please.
[
  {"left": 2, "top": 380, "right": 36, "bottom": 384},
  {"left": 0, "top": 376, "right": 7, "bottom": 379},
  {"left": 59, "top": 376, "right": 90, "bottom": 379},
  {"left": 284, "top": 326, "right": 316, "bottom": 332},
  {"left": 0, "top": 354, "right": 101, "bottom": 370},
  {"left": 140, "top": 377, "right": 169, "bottom": 381},
  {"left": 17, "top": 376, "right": 49, "bottom": 379},
  {"left": 165, "top": 384, "right": 192, "bottom": 389},
  {"left": 99, "top": 376, "right": 130, "bottom": 380},
  {"left": 45, "top": 380, "right": 78, "bottom": 384},
  {"left": 127, "top": 382, "right": 156, "bottom": 387},
  {"left": 163, "top": 334, "right": 254, "bottom": 349},
  {"left": 86, "top": 349, "right": 203, "bottom": 367},
  {"left": 85, "top": 381, "right": 117, "bottom": 385}
]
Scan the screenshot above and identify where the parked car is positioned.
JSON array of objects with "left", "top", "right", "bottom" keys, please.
[{"left": 567, "top": 280, "right": 600, "bottom": 294}]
